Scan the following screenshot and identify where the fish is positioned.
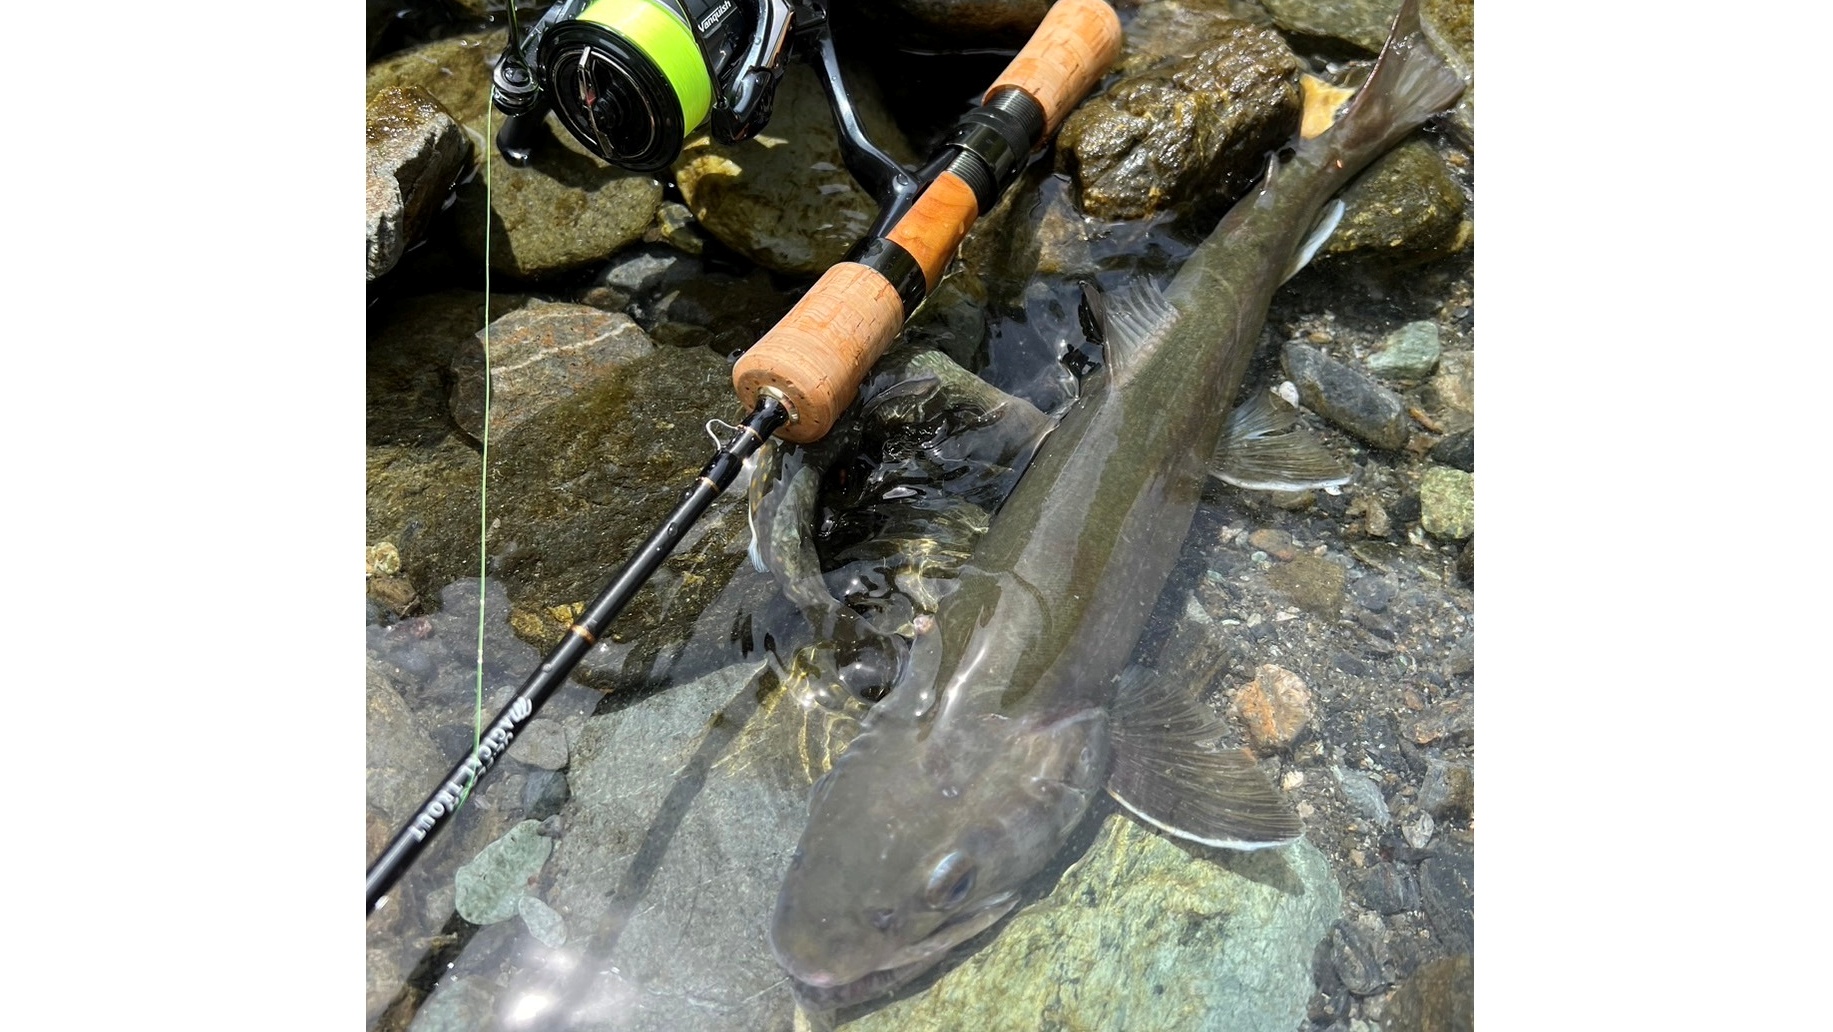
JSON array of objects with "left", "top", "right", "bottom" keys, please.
[{"left": 767, "top": 0, "right": 1466, "bottom": 1007}]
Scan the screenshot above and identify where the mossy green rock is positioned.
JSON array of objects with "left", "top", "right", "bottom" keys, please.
[
  {"left": 1323, "top": 139, "right": 1468, "bottom": 265},
  {"left": 1367, "top": 320, "right": 1442, "bottom": 380},
  {"left": 845, "top": 818, "right": 1341, "bottom": 1032},
  {"left": 1418, "top": 466, "right": 1475, "bottom": 540}
]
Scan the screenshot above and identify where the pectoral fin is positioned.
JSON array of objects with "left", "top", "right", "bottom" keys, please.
[
  {"left": 1212, "top": 388, "right": 1355, "bottom": 492},
  {"left": 1107, "top": 667, "right": 1301, "bottom": 849}
]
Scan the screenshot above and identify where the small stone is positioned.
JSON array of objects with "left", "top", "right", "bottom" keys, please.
[
  {"left": 1429, "top": 428, "right": 1474, "bottom": 472},
  {"left": 453, "top": 819, "right": 553, "bottom": 925},
  {"left": 1232, "top": 664, "right": 1315, "bottom": 754},
  {"left": 365, "top": 541, "right": 401, "bottom": 578},
  {"left": 507, "top": 718, "right": 569, "bottom": 770},
  {"left": 1418, "top": 466, "right": 1475, "bottom": 540},
  {"left": 1418, "top": 760, "right": 1474, "bottom": 820},
  {"left": 1333, "top": 767, "right": 1391, "bottom": 826},
  {"left": 1402, "top": 810, "right": 1436, "bottom": 850},
  {"left": 517, "top": 895, "right": 569, "bottom": 948},
  {"left": 1248, "top": 528, "right": 1300, "bottom": 561},
  {"left": 1283, "top": 343, "right": 1411, "bottom": 451},
  {"left": 523, "top": 768, "right": 572, "bottom": 820},
  {"left": 1267, "top": 554, "right": 1347, "bottom": 616},
  {"left": 1328, "top": 921, "right": 1386, "bottom": 996},
  {"left": 1367, "top": 321, "right": 1442, "bottom": 379},
  {"left": 653, "top": 201, "right": 707, "bottom": 255},
  {"left": 1361, "top": 862, "right": 1420, "bottom": 915},
  {"left": 1402, "top": 697, "right": 1473, "bottom": 745}
]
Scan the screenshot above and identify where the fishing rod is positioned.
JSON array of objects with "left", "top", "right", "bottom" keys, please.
[{"left": 367, "top": 0, "right": 1122, "bottom": 915}]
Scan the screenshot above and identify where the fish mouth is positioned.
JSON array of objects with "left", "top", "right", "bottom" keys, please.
[{"left": 780, "top": 892, "right": 1019, "bottom": 1009}]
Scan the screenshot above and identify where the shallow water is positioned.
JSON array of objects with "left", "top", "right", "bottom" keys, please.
[{"left": 366, "top": 6, "right": 1475, "bottom": 1030}]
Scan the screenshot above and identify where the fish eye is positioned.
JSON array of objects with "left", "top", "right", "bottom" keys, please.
[{"left": 924, "top": 851, "right": 976, "bottom": 910}]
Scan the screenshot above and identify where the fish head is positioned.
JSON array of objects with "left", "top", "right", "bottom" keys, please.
[{"left": 768, "top": 703, "right": 1108, "bottom": 1006}]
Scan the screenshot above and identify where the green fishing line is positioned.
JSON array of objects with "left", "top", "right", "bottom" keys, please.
[{"left": 459, "top": 100, "right": 497, "bottom": 811}]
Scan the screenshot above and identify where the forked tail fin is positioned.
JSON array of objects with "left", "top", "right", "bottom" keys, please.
[{"left": 1312, "top": 0, "right": 1467, "bottom": 168}]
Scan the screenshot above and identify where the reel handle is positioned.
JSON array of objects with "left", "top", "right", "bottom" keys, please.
[{"left": 732, "top": 0, "right": 1123, "bottom": 444}]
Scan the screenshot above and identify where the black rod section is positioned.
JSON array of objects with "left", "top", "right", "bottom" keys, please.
[{"left": 365, "top": 397, "right": 789, "bottom": 914}]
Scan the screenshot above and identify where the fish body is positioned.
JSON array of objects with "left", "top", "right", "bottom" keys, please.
[{"left": 768, "top": 0, "right": 1465, "bottom": 1006}]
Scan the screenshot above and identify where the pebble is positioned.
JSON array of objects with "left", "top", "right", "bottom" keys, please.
[
  {"left": 1267, "top": 554, "right": 1347, "bottom": 616},
  {"left": 1418, "top": 466, "right": 1475, "bottom": 540},
  {"left": 1333, "top": 767, "right": 1392, "bottom": 826},
  {"left": 1232, "top": 664, "right": 1315, "bottom": 753},
  {"left": 1283, "top": 343, "right": 1411, "bottom": 451},
  {"left": 453, "top": 819, "right": 552, "bottom": 925},
  {"left": 1367, "top": 321, "right": 1442, "bottom": 379},
  {"left": 522, "top": 767, "right": 571, "bottom": 820},
  {"left": 1248, "top": 528, "right": 1301, "bottom": 561},
  {"left": 1401, "top": 809, "right": 1436, "bottom": 850},
  {"left": 1429, "top": 428, "right": 1474, "bottom": 472}
]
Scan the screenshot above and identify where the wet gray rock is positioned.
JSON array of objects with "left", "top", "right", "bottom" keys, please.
[
  {"left": 367, "top": 30, "right": 664, "bottom": 279},
  {"left": 365, "top": 658, "right": 445, "bottom": 825},
  {"left": 455, "top": 819, "right": 554, "bottom": 924},
  {"left": 1401, "top": 696, "right": 1472, "bottom": 745},
  {"left": 1418, "top": 839, "right": 1473, "bottom": 951},
  {"left": 447, "top": 300, "right": 654, "bottom": 443},
  {"left": 522, "top": 768, "right": 571, "bottom": 820},
  {"left": 1361, "top": 862, "right": 1420, "bottom": 915},
  {"left": 1367, "top": 320, "right": 1441, "bottom": 379},
  {"left": 1056, "top": 19, "right": 1300, "bottom": 220},
  {"left": 1417, "top": 466, "right": 1474, "bottom": 540},
  {"left": 673, "top": 63, "right": 913, "bottom": 275},
  {"left": 651, "top": 201, "right": 708, "bottom": 255},
  {"left": 1283, "top": 343, "right": 1410, "bottom": 450},
  {"left": 366, "top": 86, "right": 470, "bottom": 281},
  {"left": 506, "top": 717, "right": 569, "bottom": 770},
  {"left": 1322, "top": 139, "right": 1469, "bottom": 266},
  {"left": 1259, "top": 0, "right": 1401, "bottom": 55},
  {"left": 1328, "top": 919, "right": 1387, "bottom": 996}
]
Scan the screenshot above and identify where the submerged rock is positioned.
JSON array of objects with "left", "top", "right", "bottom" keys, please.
[
  {"left": 674, "top": 63, "right": 913, "bottom": 275},
  {"left": 1383, "top": 953, "right": 1474, "bottom": 1032},
  {"left": 1233, "top": 663, "right": 1316, "bottom": 753},
  {"left": 1368, "top": 320, "right": 1442, "bottom": 380},
  {"left": 1057, "top": 19, "right": 1300, "bottom": 220},
  {"left": 366, "top": 86, "right": 470, "bottom": 281},
  {"left": 846, "top": 820, "right": 1343, "bottom": 1032},
  {"left": 1323, "top": 139, "right": 1469, "bottom": 265},
  {"left": 1283, "top": 343, "right": 1410, "bottom": 451},
  {"left": 866, "top": 0, "right": 1050, "bottom": 47},
  {"left": 454, "top": 819, "right": 553, "bottom": 925},
  {"left": 446, "top": 300, "right": 654, "bottom": 442}
]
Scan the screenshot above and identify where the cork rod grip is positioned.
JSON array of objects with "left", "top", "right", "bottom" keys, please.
[
  {"left": 733, "top": 262, "right": 905, "bottom": 444},
  {"left": 987, "top": 0, "right": 1123, "bottom": 135}
]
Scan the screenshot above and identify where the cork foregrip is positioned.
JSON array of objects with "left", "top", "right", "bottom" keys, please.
[
  {"left": 732, "top": 261, "right": 905, "bottom": 443},
  {"left": 885, "top": 171, "right": 981, "bottom": 293},
  {"left": 986, "top": 0, "right": 1124, "bottom": 135}
]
